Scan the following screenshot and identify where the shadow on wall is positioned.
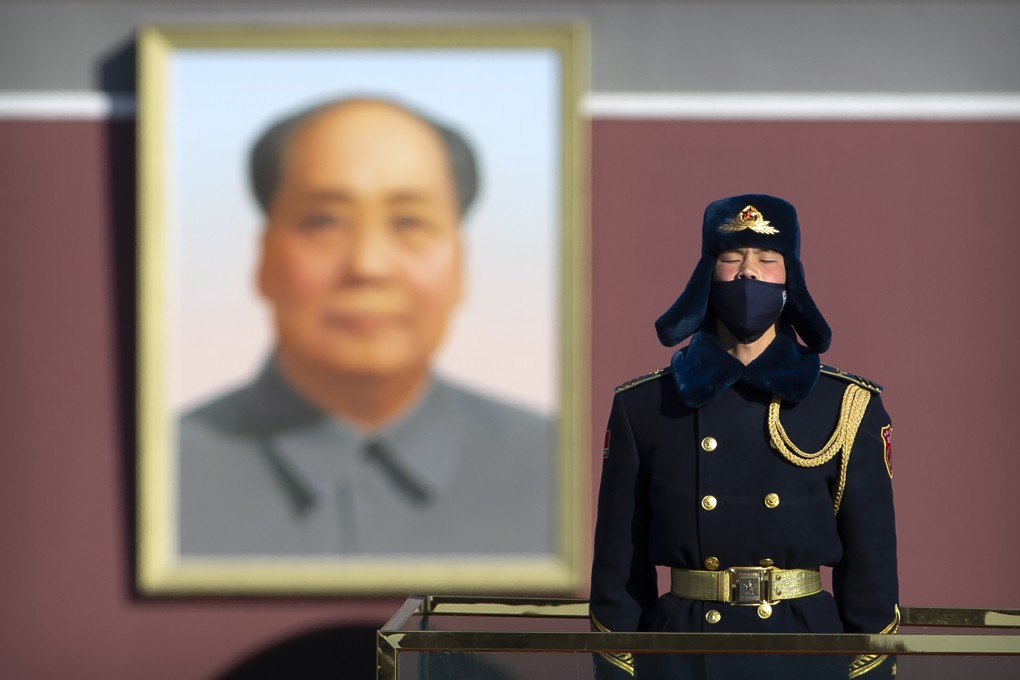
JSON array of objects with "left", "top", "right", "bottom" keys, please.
[
  {"left": 216, "top": 624, "right": 378, "bottom": 680},
  {"left": 99, "top": 33, "right": 140, "bottom": 598},
  {"left": 98, "top": 34, "right": 135, "bottom": 92}
]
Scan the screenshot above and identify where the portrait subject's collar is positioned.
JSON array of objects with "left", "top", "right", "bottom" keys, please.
[
  {"left": 373, "top": 378, "right": 467, "bottom": 500},
  {"left": 671, "top": 327, "right": 820, "bottom": 408},
  {"left": 251, "top": 358, "right": 463, "bottom": 513}
]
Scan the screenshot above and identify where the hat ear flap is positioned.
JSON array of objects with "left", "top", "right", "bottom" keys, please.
[
  {"left": 784, "top": 259, "right": 831, "bottom": 353},
  {"left": 655, "top": 257, "right": 714, "bottom": 347}
]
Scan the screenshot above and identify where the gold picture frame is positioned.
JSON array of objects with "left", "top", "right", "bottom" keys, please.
[{"left": 136, "top": 24, "right": 588, "bottom": 595}]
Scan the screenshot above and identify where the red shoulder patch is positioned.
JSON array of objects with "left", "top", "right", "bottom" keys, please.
[
  {"left": 603, "top": 430, "right": 611, "bottom": 459},
  {"left": 881, "top": 425, "right": 893, "bottom": 478}
]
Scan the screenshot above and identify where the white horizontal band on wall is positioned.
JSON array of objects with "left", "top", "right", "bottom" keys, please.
[
  {"left": 0, "top": 92, "right": 137, "bottom": 120},
  {"left": 2, "top": 91, "right": 1020, "bottom": 121},
  {"left": 583, "top": 93, "right": 1020, "bottom": 121}
]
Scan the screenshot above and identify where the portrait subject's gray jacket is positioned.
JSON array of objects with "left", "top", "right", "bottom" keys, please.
[{"left": 178, "top": 358, "right": 555, "bottom": 556}]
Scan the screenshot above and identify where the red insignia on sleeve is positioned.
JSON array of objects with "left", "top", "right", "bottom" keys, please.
[
  {"left": 603, "top": 430, "right": 611, "bottom": 459},
  {"left": 881, "top": 425, "right": 893, "bottom": 478}
]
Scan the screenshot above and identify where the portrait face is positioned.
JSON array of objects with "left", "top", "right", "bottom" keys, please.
[
  {"left": 257, "top": 101, "right": 464, "bottom": 381},
  {"left": 713, "top": 248, "right": 787, "bottom": 285}
]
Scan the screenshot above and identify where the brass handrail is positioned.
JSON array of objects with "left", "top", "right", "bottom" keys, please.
[
  {"left": 415, "top": 595, "right": 1020, "bottom": 628},
  {"left": 376, "top": 596, "right": 1020, "bottom": 680}
]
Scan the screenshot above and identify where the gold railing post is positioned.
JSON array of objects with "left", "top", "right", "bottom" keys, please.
[{"left": 376, "top": 631, "right": 399, "bottom": 680}]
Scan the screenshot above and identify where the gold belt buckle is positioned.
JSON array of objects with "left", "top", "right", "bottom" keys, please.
[{"left": 727, "top": 566, "right": 775, "bottom": 605}]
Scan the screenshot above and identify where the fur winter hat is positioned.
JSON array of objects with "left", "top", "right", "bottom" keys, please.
[{"left": 654, "top": 194, "right": 831, "bottom": 353}]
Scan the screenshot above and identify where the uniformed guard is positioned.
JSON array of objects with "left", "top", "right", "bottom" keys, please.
[{"left": 590, "top": 194, "right": 899, "bottom": 679}]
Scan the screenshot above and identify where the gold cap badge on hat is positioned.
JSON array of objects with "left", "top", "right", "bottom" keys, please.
[{"left": 719, "top": 205, "right": 779, "bottom": 235}]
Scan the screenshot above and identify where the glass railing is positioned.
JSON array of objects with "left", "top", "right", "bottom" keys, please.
[{"left": 377, "top": 596, "right": 1020, "bottom": 679}]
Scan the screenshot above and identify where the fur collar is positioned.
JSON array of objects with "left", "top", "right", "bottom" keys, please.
[{"left": 670, "top": 326, "right": 820, "bottom": 407}]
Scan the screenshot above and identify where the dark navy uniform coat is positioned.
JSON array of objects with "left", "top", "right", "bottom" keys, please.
[{"left": 590, "top": 329, "right": 899, "bottom": 679}]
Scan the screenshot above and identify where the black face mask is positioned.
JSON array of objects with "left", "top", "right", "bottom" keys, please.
[{"left": 710, "top": 279, "right": 787, "bottom": 343}]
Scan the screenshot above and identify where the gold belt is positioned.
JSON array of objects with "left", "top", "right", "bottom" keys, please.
[{"left": 671, "top": 566, "right": 822, "bottom": 606}]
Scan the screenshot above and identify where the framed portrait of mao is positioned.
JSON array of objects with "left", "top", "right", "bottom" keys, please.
[{"left": 136, "top": 24, "right": 588, "bottom": 595}]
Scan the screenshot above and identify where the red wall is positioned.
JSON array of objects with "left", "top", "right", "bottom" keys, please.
[{"left": 1, "top": 117, "right": 1018, "bottom": 677}]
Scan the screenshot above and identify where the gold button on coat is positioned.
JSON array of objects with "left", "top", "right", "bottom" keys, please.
[
  {"left": 757, "top": 603, "right": 773, "bottom": 619},
  {"left": 704, "top": 556, "right": 720, "bottom": 571},
  {"left": 706, "top": 610, "right": 722, "bottom": 624},
  {"left": 701, "top": 495, "right": 717, "bottom": 511},
  {"left": 700, "top": 436, "right": 718, "bottom": 452},
  {"left": 764, "top": 493, "right": 780, "bottom": 509}
]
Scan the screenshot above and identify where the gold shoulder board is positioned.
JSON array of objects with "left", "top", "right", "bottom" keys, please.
[
  {"left": 820, "top": 364, "right": 883, "bottom": 394},
  {"left": 614, "top": 367, "right": 671, "bottom": 393}
]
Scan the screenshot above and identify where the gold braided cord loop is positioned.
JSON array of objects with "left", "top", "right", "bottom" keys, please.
[
  {"left": 590, "top": 612, "right": 635, "bottom": 676},
  {"left": 768, "top": 384, "right": 871, "bottom": 513},
  {"left": 768, "top": 384, "right": 870, "bottom": 466},
  {"left": 832, "top": 451, "right": 851, "bottom": 515},
  {"left": 848, "top": 605, "right": 901, "bottom": 678},
  {"left": 831, "top": 387, "right": 870, "bottom": 513}
]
